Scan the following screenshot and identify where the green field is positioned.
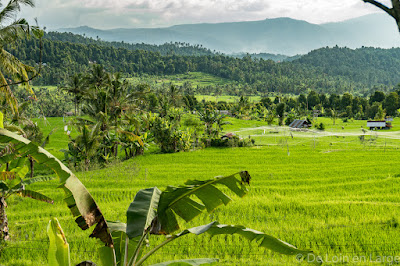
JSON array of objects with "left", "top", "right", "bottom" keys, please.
[
  {"left": 196, "top": 95, "right": 261, "bottom": 103},
  {"left": 127, "top": 72, "right": 236, "bottom": 88},
  {"left": 3, "top": 117, "right": 400, "bottom": 265}
]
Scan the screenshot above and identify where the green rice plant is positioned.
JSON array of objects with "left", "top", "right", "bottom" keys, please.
[
  {"left": 0, "top": 128, "right": 112, "bottom": 246},
  {"left": 46, "top": 172, "right": 317, "bottom": 266},
  {"left": 0, "top": 127, "right": 318, "bottom": 265}
]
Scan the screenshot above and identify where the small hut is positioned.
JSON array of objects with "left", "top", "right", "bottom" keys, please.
[{"left": 289, "top": 119, "right": 312, "bottom": 129}]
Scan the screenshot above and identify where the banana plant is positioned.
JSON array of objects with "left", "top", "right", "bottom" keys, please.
[
  {"left": 47, "top": 218, "right": 70, "bottom": 266},
  {"left": 97, "top": 171, "right": 318, "bottom": 266},
  {"left": 0, "top": 157, "right": 54, "bottom": 241},
  {"left": 0, "top": 128, "right": 114, "bottom": 247}
]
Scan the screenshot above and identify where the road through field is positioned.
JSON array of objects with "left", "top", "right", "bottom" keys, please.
[{"left": 232, "top": 125, "right": 400, "bottom": 140}]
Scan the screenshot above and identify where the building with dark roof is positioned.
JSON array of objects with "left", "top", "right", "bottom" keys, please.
[{"left": 288, "top": 119, "right": 312, "bottom": 129}]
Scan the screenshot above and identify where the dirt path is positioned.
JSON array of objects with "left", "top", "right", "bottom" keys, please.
[{"left": 233, "top": 126, "right": 400, "bottom": 140}]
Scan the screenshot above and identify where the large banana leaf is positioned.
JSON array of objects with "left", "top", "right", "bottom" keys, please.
[
  {"left": 0, "top": 111, "right": 3, "bottom": 129},
  {"left": 19, "top": 189, "right": 53, "bottom": 203},
  {"left": 156, "top": 171, "right": 251, "bottom": 234},
  {"left": 0, "top": 128, "right": 113, "bottom": 246},
  {"left": 126, "top": 187, "right": 161, "bottom": 239},
  {"left": 47, "top": 218, "right": 70, "bottom": 266},
  {"left": 173, "top": 222, "right": 318, "bottom": 263},
  {"left": 106, "top": 221, "right": 138, "bottom": 266}
]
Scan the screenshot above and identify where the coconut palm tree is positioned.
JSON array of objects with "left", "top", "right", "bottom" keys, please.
[
  {"left": 0, "top": 0, "right": 42, "bottom": 114},
  {"left": 62, "top": 74, "right": 85, "bottom": 116}
]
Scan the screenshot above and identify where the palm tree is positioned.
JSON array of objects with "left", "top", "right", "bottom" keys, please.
[
  {"left": 86, "top": 64, "right": 110, "bottom": 90},
  {"left": 0, "top": 0, "right": 42, "bottom": 114},
  {"left": 62, "top": 74, "right": 85, "bottom": 116}
]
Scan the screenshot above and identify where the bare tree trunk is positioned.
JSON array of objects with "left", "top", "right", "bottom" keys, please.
[{"left": 0, "top": 197, "right": 9, "bottom": 241}]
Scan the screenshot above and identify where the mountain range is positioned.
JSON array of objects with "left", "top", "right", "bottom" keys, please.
[{"left": 58, "top": 13, "right": 400, "bottom": 56}]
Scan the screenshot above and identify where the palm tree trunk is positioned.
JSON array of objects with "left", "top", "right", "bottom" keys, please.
[
  {"left": 0, "top": 197, "right": 9, "bottom": 241},
  {"left": 30, "top": 157, "right": 34, "bottom": 178},
  {"left": 75, "top": 96, "right": 78, "bottom": 116}
]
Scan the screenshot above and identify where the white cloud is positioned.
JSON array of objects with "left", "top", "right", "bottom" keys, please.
[{"left": 17, "top": 0, "right": 395, "bottom": 29}]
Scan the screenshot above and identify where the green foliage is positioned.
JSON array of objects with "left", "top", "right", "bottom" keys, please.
[
  {"left": 276, "top": 103, "right": 286, "bottom": 126},
  {"left": 156, "top": 172, "right": 251, "bottom": 234},
  {"left": 0, "top": 155, "right": 53, "bottom": 241},
  {"left": 315, "top": 122, "right": 325, "bottom": 131},
  {"left": 208, "top": 135, "right": 254, "bottom": 148},
  {"left": 7, "top": 117, "right": 400, "bottom": 264},
  {"left": 150, "top": 115, "right": 193, "bottom": 153},
  {"left": 47, "top": 218, "right": 70, "bottom": 266},
  {"left": 0, "top": 0, "right": 41, "bottom": 114},
  {"left": 12, "top": 86, "right": 73, "bottom": 117},
  {"left": 0, "top": 128, "right": 113, "bottom": 246},
  {"left": 54, "top": 170, "right": 314, "bottom": 266},
  {"left": 9, "top": 33, "right": 400, "bottom": 95},
  {"left": 198, "top": 108, "right": 228, "bottom": 140},
  {"left": 126, "top": 187, "right": 161, "bottom": 239},
  {"left": 45, "top": 31, "right": 215, "bottom": 57}
]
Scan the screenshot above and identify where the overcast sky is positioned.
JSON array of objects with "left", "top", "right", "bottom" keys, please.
[{"left": 19, "top": 0, "right": 392, "bottom": 30}]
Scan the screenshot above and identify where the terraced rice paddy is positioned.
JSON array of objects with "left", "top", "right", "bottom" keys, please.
[{"left": 3, "top": 117, "right": 400, "bottom": 265}]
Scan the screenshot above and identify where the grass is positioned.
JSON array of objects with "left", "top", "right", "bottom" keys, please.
[
  {"left": 127, "top": 72, "right": 236, "bottom": 88},
  {"left": 3, "top": 117, "right": 400, "bottom": 265},
  {"left": 195, "top": 95, "right": 261, "bottom": 103}
]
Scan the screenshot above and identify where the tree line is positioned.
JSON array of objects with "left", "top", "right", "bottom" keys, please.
[
  {"left": 45, "top": 31, "right": 216, "bottom": 56},
  {"left": 7, "top": 34, "right": 400, "bottom": 95}
]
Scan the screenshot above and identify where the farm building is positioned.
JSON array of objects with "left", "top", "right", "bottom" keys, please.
[
  {"left": 367, "top": 120, "right": 392, "bottom": 130},
  {"left": 289, "top": 119, "right": 312, "bottom": 129}
]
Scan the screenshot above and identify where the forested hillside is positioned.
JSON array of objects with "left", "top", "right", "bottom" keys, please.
[
  {"left": 293, "top": 46, "right": 400, "bottom": 86},
  {"left": 8, "top": 34, "right": 400, "bottom": 95},
  {"left": 45, "top": 31, "right": 216, "bottom": 56}
]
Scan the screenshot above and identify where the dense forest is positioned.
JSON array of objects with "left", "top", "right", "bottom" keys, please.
[
  {"left": 44, "top": 31, "right": 216, "bottom": 56},
  {"left": 8, "top": 32, "right": 400, "bottom": 96}
]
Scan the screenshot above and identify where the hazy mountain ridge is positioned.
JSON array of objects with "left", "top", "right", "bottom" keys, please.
[{"left": 59, "top": 14, "right": 400, "bottom": 56}]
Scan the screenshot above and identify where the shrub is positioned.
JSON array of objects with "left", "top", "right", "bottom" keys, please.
[
  {"left": 206, "top": 135, "right": 255, "bottom": 148},
  {"left": 316, "top": 122, "right": 325, "bottom": 131}
]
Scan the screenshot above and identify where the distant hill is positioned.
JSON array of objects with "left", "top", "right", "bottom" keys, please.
[
  {"left": 231, "top": 53, "right": 300, "bottom": 62},
  {"left": 58, "top": 14, "right": 400, "bottom": 56},
  {"left": 44, "top": 31, "right": 216, "bottom": 56},
  {"left": 9, "top": 34, "right": 400, "bottom": 96}
]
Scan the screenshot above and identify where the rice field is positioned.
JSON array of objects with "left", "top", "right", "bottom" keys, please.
[
  {"left": 126, "top": 72, "right": 235, "bottom": 88},
  {"left": 3, "top": 117, "right": 400, "bottom": 265}
]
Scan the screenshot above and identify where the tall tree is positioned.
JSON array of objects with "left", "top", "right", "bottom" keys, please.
[
  {"left": 62, "top": 74, "right": 85, "bottom": 115},
  {"left": 0, "top": 0, "right": 42, "bottom": 114}
]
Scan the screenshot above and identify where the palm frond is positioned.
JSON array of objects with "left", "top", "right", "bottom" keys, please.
[
  {"left": 0, "top": 18, "right": 31, "bottom": 43},
  {"left": 0, "top": 0, "right": 35, "bottom": 24}
]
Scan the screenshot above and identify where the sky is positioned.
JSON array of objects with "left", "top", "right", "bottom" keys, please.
[{"left": 19, "top": 0, "right": 392, "bottom": 30}]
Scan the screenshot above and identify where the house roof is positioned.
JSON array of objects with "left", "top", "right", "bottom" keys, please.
[{"left": 289, "top": 119, "right": 309, "bottom": 128}]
